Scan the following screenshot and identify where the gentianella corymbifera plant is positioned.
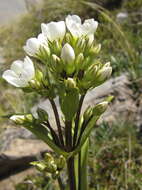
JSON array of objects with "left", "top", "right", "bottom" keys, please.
[{"left": 2, "top": 15, "right": 112, "bottom": 190}]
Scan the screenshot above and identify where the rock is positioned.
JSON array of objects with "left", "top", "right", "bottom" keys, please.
[
  {"left": 0, "top": 138, "right": 48, "bottom": 179},
  {"left": 0, "top": 168, "right": 36, "bottom": 190},
  {"left": 84, "top": 74, "right": 137, "bottom": 124},
  {"left": 0, "top": 0, "right": 42, "bottom": 25},
  {"left": 0, "top": 127, "right": 35, "bottom": 152},
  {"left": 116, "top": 12, "right": 128, "bottom": 23}
]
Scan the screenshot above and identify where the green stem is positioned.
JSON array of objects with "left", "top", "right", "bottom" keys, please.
[
  {"left": 73, "top": 94, "right": 86, "bottom": 147},
  {"left": 76, "top": 116, "right": 93, "bottom": 146},
  {"left": 67, "top": 157, "right": 76, "bottom": 190},
  {"left": 49, "top": 99, "right": 64, "bottom": 147},
  {"left": 65, "top": 120, "right": 72, "bottom": 151},
  {"left": 42, "top": 121, "right": 61, "bottom": 146}
]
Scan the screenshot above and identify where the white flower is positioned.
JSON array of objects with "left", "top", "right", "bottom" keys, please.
[
  {"left": 41, "top": 21, "right": 66, "bottom": 42},
  {"left": 66, "top": 15, "right": 98, "bottom": 39},
  {"left": 2, "top": 56, "right": 35, "bottom": 87},
  {"left": 61, "top": 43, "right": 75, "bottom": 63},
  {"left": 23, "top": 33, "right": 47, "bottom": 56}
]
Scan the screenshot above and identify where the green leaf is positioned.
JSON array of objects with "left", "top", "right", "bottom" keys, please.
[
  {"left": 24, "top": 124, "right": 69, "bottom": 158},
  {"left": 78, "top": 139, "right": 89, "bottom": 190},
  {"left": 70, "top": 115, "right": 99, "bottom": 157},
  {"left": 60, "top": 89, "right": 79, "bottom": 121}
]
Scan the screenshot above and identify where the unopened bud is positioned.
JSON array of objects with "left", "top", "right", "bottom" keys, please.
[
  {"left": 35, "top": 70, "right": 44, "bottom": 82},
  {"left": 65, "top": 78, "right": 76, "bottom": 89},
  {"left": 91, "top": 44, "right": 101, "bottom": 54},
  {"left": 37, "top": 108, "right": 48, "bottom": 121},
  {"left": 10, "top": 114, "right": 33, "bottom": 125},
  {"left": 29, "top": 79, "right": 41, "bottom": 89},
  {"left": 84, "top": 64, "right": 98, "bottom": 81},
  {"left": 83, "top": 106, "right": 93, "bottom": 121},
  {"left": 31, "top": 161, "right": 46, "bottom": 172},
  {"left": 98, "top": 62, "right": 112, "bottom": 81},
  {"left": 10, "top": 115, "right": 25, "bottom": 124},
  {"left": 93, "top": 101, "right": 108, "bottom": 115},
  {"left": 52, "top": 54, "right": 60, "bottom": 63},
  {"left": 45, "top": 161, "right": 57, "bottom": 173},
  {"left": 75, "top": 53, "right": 84, "bottom": 70},
  {"left": 44, "top": 153, "right": 54, "bottom": 163},
  {"left": 61, "top": 43, "right": 75, "bottom": 63},
  {"left": 56, "top": 155, "right": 66, "bottom": 170},
  {"left": 52, "top": 54, "right": 63, "bottom": 73}
]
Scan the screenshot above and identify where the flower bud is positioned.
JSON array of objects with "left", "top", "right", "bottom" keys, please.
[
  {"left": 75, "top": 53, "right": 84, "bottom": 70},
  {"left": 45, "top": 161, "right": 57, "bottom": 173},
  {"left": 61, "top": 43, "right": 75, "bottom": 63},
  {"left": 56, "top": 155, "right": 66, "bottom": 170},
  {"left": 83, "top": 106, "right": 93, "bottom": 121},
  {"left": 10, "top": 114, "right": 33, "bottom": 124},
  {"left": 90, "top": 44, "right": 101, "bottom": 55},
  {"left": 37, "top": 108, "right": 48, "bottom": 121},
  {"left": 84, "top": 64, "right": 98, "bottom": 81},
  {"left": 44, "top": 153, "right": 54, "bottom": 163},
  {"left": 93, "top": 101, "right": 108, "bottom": 116},
  {"left": 98, "top": 62, "right": 112, "bottom": 81},
  {"left": 29, "top": 79, "right": 41, "bottom": 90},
  {"left": 31, "top": 161, "right": 46, "bottom": 172},
  {"left": 52, "top": 54, "right": 63, "bottom": 73},
  {"left": 10, "top": 115, "right": 25, "bottom": 124},
  {"left": 35, "top": 70, "right": 44, "bottom": 83},
  {"left": 65, "top": 78, "right": 76, "bottom": 89},
  {"left": 52, "top": 54, "right": 60, "bottom": 63}
]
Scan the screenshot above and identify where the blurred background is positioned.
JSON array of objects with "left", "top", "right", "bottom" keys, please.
[{"left": 0, "top": 0, "right": 142, "bottom": 189}]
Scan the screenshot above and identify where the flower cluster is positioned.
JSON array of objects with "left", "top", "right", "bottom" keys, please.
[
  {"left": 31, "top": 153, "right": 66, "bottom": 179},
  {"left": 2, "top": 14, "right": 112, "bottom": 123},
  {"left": 2, "top": 15, "right": 112, "bottom": 95}
]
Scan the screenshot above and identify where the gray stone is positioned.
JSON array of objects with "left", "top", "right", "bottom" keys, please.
[{"left": 116, "top": 12, "right": 128, "bottom": 23}]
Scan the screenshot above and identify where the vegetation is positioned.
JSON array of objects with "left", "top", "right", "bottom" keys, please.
[{"left": 15, "top": 122, "right": 142, "bottom": 189}]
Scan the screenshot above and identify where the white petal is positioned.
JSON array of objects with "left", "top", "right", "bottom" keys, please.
[
  {"left": 24, "top": 37, "right": 40, "bottom": 56},
  {"left": 66, "top": 15, "right": 81, "bottom": 26},
  {"left": 66, "top": 15, "right": 98, "bottom": 38},
  {"left": 10, "top": 60, "right": 23, "bottom": 75},
  {"left": 23, "top": 56, "right": 35, "bottom": 80},
  {"left": 66, "top": 15, "right": 82, "bottom": 37},
  {"left": 83, "top": 19, "right": 98, "bottom": 35},
  {"left": 37, "top": 33, "right": 47, "bottom": 44},
  {"left": 2, "top": 70, "right": 27, "bottom": 87},
  {"left": 61, "top": 43, "right": 75, "bottom": 63},
  {"left": 41, "top": 21, "right": 66, "bottom": 42},
  {"left": 88, "top": 34, "right": 94, "bottom": 45}
]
